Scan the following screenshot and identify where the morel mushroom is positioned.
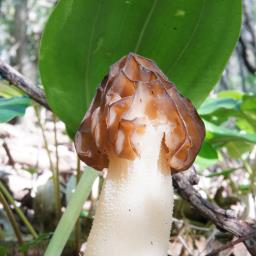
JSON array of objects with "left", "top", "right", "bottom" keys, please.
[{"left": 75, "top": 53, "right": 205, "bottom": 256}]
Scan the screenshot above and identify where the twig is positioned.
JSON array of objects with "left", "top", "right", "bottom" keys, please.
[
  {"left": 206, "top": 232, "right": 256, "bottom": 256},
  {"left": 2, "top": 60, "right": 256, "bottom": 255},
  {"left": 242, "top": 0, "right": 256, "bottom": 48},
  {"left": 239, "top": 37, "right": 256, "bottom": 74},
  {"left": 178, "top": 235, "right": 193, "bottom": 255},
  {"left": 173, "top": 169, "right": 256, "bottom": 256},
  {"left": 2, "top": 141, "right": 15, "bottom": 166},
  {"left": 0, "top": 59, "right": 50, "bottom": 109}
]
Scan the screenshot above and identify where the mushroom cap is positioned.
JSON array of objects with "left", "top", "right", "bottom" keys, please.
[{"left": 75, "top": 53, "right": 205, "bottom": 173}]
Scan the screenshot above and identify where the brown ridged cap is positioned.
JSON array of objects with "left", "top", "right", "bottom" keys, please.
[{"left": 75, "top": 53, "right": 205, "bottom": 173}]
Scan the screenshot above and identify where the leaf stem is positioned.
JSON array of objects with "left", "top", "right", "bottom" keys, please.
[
  {"left": 34, "top": 106, "right": 61, "bottom": 218},
  {"left": 134, "top": 0, "right": 158, "bottom": 53},
  {"left": 0, "top": 182, "right": 38, "bottom": 239},
  {"left": 44, "top": 167, "right": 98, "bottom": 256},
  {"left": 0, "top": 191, "right": 23, "bottom": 245},
  {"left": 53, "top": 114, "right": 61, "bottom": 218},
  {"left": 75, "top": 157, "right": 81, "bottom": 254}
]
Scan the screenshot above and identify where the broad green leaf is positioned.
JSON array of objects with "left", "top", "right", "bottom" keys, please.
[
  {"left": 199, "top": 93, "right": 256, "bottom": 131},
  {"left": 198, "top": 93, "right": 243, "bottom": 125},
  {"left": 205, "top": 120, "right": 256, "bottom": 145},
  {"left": 199, "top": 98, "right": 240, "bottom": 116},
  {"left": 198, "top": 97, "right": 241, "bottom": 124},
  {"left": 44, "top": 167, "right": 98, "bottom": 256},
  {"left": 40, "top": 0, "right": 242, "bottom": 137},
  {"left": 0, "top": 96, "right": 31, "bottom": 123}
]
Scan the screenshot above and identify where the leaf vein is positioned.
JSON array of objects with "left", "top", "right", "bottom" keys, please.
[
  {"left": 168, "top": 0, "right": 206, "bottom": 71},
  {"left": 134, "top": 0, "right": 158, "bottom": 53},
  {"left": 84, "top": 0, "right": 102, "bottom": 106}
]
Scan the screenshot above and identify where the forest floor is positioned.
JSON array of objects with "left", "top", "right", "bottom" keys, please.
[{"left": 0, "top": 107, "right": 251, "bottom": 256}]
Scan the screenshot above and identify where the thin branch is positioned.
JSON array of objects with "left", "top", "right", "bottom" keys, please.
[
  {"left": 173, "top": 169, "right": 256, "bottom": 256},
  {"left": 0, "top": 59, "right": 50, "bottom": 109},
  {"left": 239, "top": 37, "right": 256, "bottom": 74},
  {"left": 206, "top": 231, "right": 256, "bottom": 256},
  {"left": 2, "top": 142, "right": 15, "bottom": 166},
  {"left": 243, "top": 0, "right": 256, "bottom": 48}
]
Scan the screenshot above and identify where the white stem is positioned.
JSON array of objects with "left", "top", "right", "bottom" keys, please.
[{"left": 85, "top": 125, "right": 174, "bottom": 256}]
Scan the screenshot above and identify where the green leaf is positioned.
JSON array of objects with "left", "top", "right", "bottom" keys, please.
[
  {"left": 196, "top": 141, "right": 218, "bottom": 170},
  {"left": 236, "top": 116, "right": 255, "bottom": 133},
  {"left": 238, "top": 184, "right": 250, "bottom": 193},
  {"left": 40, "top": 0, "right": 242, "bottom": 137},
  {"left": 198, "top": 141, "right": 218, "bottom": 159},
  {"left": 198, "top": 97, "right": 241, "bottom": 124},
  {"left": 0, "top": 96, "right": 31, "bottom": 123},
  {"left": 44, "top": 167, "right": 98, "bottom": 256},
  {"left": 199, "top": 93, "right": 256, "bottom": 131},
  {"left": 218, "top": 90, "right": 244, "bottom": 100},
  {"left": 80, "top": 210, "right": 90, "bottom": 218},
  {"left": 198, "top": 93, "right": 245, "bottom": 126},
  {"left": 205, "top": 120, "right": 256, "bottom": 145},
  {"left": 206, "top": 167, "right": 238, "bottom": 178},
  {"left": 241, "top": 95, "right": 256, "bottom": 115},
  {"left": 0, "top": 81, "right": 23, "bottom": 98},
  {"left": 199, "top": 98, "right": 240, "bottom": 116},
  {"left": 0, "top": 246, "right": 7, "bottom": 256},
  {"left": 19, "top": 233, "right": 52, "bottom": 253},
  {"left": 226, "top": 141, "right": 253, "bottom": 158}
]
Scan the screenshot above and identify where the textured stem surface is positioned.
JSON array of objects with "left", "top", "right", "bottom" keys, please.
[{"left": 85, "top": 126, "right": 174, "bottom": 256}]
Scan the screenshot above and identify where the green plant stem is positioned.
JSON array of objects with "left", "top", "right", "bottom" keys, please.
[
  {"left": 0, "top": 182, "right": 38, "bottom": 239},
  {"left": 77, "top": 157, "right": 81, "bottom": 181},
  {"left": 34, "top": 106, "right": 61, "bottom": 218},
  {"left": 45, "top": 167, "right": 98, "bottom": 256},
  {"left": 75, "top": 158, "right": 81, "bottom": 254},
  {"left": 243, "top": 160, "right": 256, "bottom": 198},
  {"left": 238, "top": 153, "right": 256, "bottom": 215},
  {"left": 228, "top": 143, "right": 255, "bottom": 199},
  {"left": 53, "top": 114, "right": 61, "bottom": 218},
  {"left": 0, "top": 191, "right": 23, "bottom": 245},
  {"left": 251, "top": 162, "right": 256, "bottom": 217}
]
